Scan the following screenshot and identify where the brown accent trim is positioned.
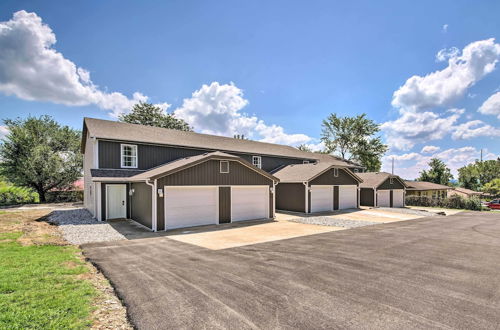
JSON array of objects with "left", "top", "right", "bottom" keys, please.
[
  {"left": 333, "top": 186, "right": 339, "bottom": 210},
  {"left": 219, "top": 187, "right": 231, "bottom": 223},
  {"left": 390, "top": 190, "right": 394, "bottom": 208}
]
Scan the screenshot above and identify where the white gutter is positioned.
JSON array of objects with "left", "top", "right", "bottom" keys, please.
[
  {"left": 145, "top": 179, "right": 157, "bottom": 232},
  {"left": 303, "top": 182, "right": 309, "bottom": 213},
  {"left": 272, "top": 181, "right": 277, "bottom": 218}
]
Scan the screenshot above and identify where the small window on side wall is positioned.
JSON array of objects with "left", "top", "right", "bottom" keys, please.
[
  {"left": 220, "top": 160, "right": 229, "bottom": 173},
  {"left": 333, "top": 168, "right": 339, "bottom": 177},
  {"left": 390, "top": 177, "right": 394, "bottom": 184},
  {"left": 252, "top": 156, "right": 262, "bottom": 169},
  {"left": 121, "top": 144, "right": 138, "bottom": 168}
]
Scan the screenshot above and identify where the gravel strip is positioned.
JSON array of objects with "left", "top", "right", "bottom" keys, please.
[
  {"left": 290, "top": 216, "right": 379, "bottom": 228},
  {"left": 48, "top": 208, "right": 126, "bottom": 245},
  {"left": 376, "top": 207, "right": 439, "bottom": 217}
]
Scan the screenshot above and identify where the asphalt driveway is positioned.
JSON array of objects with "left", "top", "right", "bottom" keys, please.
[{"left": 83, "top": 211, "right": 500, "bottom": 329}]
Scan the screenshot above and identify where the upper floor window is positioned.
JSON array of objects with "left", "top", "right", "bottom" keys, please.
[
  {"left": 220, "top": 161, "right": 229, "bottom": 173},
  {"left": 252, "top": 156, "right": 262, "bottom": 169},
  {"left": 333, "top": 168, "right": 339, "bottom": 177},
  {"left": 121, "top": 144, "right": 138, "bottom": 168}
]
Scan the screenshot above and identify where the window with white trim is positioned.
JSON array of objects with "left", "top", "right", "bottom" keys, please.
[
  {"left": 252, "top": 156, "right": 262, "bottom": 169},
  {"left": 121, "top": 144, "right": 138, "bottom": 168},
  {"left": 390, "top": 177, "right": 394, "bottom": 184},
  {"left": 333, "top": 168, "right": 339, "bottom": 177},
  {"left": 220, "top": 161, "right": 229, "bottom": 173}
]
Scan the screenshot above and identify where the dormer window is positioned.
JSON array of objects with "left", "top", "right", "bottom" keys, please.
[
  {"left": 121, "top": 144, "right": 138, "bottom": 168},
  {"left": 252, "top": 156, "right": 262, "bottom": 169},
  {"left": 220, "top": 161, "right": 229, "bottom": 173},
  {"left": 333, "top": 168, "right": 339, "bottom": 177}
]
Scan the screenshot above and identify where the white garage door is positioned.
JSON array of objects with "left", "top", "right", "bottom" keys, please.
[
  {"left": 164, "top": 186, "right": 218, "bottom": 230},
  {"left": 231, "top": 186, "right": 269, "bottom": 221},
  {"left": 339, "top": 185, "right": 357, "bottom": 209},
  {"left": 392, "top": 190, "right": 404, "bottom": 207},
  {"left": 377, "top": 190, "right": 390, "bottom": 207},
  {"left": 311, "top": 185, "right": 333, "bottom": 213}
]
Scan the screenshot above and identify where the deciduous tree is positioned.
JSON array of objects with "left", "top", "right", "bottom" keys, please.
[
  {"left": 417, "top": 158, "right": 453, "bottom": 185},
  {"left": 119, "top": 102, "right": 192, "bottom": 131}
]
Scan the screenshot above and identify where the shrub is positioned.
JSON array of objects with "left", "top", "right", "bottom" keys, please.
[
  {"left": 45, "top": 190, "right": 83, "bottom": 203},
  {"left": 405, "top": 195, "right": 481, "bottom": 211},
  {"left": 0, "top": 182, "right": 39, "bottom": 206}
]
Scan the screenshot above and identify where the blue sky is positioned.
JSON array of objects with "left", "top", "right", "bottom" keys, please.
[{"left": 0, "top": 0, "right": 499, "bottom": 179}]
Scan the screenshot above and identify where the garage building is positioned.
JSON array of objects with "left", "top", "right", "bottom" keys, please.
[
  {"left": 274, "top": 163, "right": 362, "bottom": 213},
  {"left": 358, "top": 172, "right": 407, "bottom": 208}
]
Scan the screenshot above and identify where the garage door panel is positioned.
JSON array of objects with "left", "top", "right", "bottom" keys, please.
[
  {"left": 392, "top": 190, "right": 404, "bottom": 207},
  {"left": 339, "top": 185, "right": 357, "bottom": 210},
  {"left": 311, "top": 186, "right": 333, "bottom": 213},
  {"left": 165, "top": 186, "right": 218, "bottom": 229},
  {"left": 377, "top": 190, "right": 390, "bottom": 207},
  {"left": 232, "top": 186, "right": 268, "bottom": 222}
]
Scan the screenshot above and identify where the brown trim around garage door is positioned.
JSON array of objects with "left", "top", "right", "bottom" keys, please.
[
  {"left": 333, "top": 186, "right": 339, "bottom": 210},
  {"left": 219, "top": 187, "right": 231, "bottom": 223}
]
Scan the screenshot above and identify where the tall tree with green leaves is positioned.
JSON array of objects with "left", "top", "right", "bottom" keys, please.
[
  {"left": 119, "top": 102, "right": 192, "bottom": 131},
  {"left": 483, "top": 178, "right": 500, "bottom": 196},
  {"left": 0, "top": 116, "right": 82, "bottom": 202},
  {"left": 320, "top": 113, "right": 387, "bottom": 171},
  {"left": 458, "top": 159, "right": 500, "bottom": 190},
  {"left": 417, "top": 158, "right": 453, "bottom": 185}
]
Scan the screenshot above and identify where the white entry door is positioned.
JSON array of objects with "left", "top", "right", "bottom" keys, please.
[
  {"left": 392, "top": 190, "right": 405, "bottom": 207},
  {"left": 310, "top": 185, "right": 333, "bottom": 213},
  {"left": 164, "top": 186, "right": 218, "bottom": 230},
  {"left": 231, "top": 186, "right": 269, "bottom": 221},
  {"left": 106, "top": 184, "right": 127, "bottom": 220},
  {"left": 377, "top": 190, "right": 390, "bottom": 207},
  {"left": 339, "top": 185, "right": 357, "bottom": 209}
]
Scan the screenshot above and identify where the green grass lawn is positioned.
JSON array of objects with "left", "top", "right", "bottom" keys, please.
[{"left": 0, "top": 228, "right": 96, "bottom": 329}]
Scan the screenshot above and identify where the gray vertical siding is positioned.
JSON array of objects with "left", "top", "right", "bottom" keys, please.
[
  {"left": 97, "top": 140, "right": 313, "bottom": 172},
  {"left": 360, "top": 188, "right": 375, "bottom": 206},
  {"left": 131, "top": 182, "right": 152, "bottom": 228},
  {"left": 156, "top": 160, "right": 274, "bottom": 231},
  {"left": 219, "top": 187, "right": 231, "bottom": 223},
  {"left": 276, "top": 183, "right": 305, "bottom": 212},
  {"left": 378, "top": 178, "right": 405, "bottom": 190},
  {"left": 310, "top": 168, "right": 359, "bottom": 185}
]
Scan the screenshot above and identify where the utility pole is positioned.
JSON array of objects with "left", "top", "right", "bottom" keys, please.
[{"left": 391, "top": 157, "right": 394, "bottom": 175}]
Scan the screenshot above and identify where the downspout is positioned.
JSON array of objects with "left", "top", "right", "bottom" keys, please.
[
  {"left": 303, "top": 182, "right": 309, "bottom": 213},
  {"left": 145, "top": 179, "right": 157, "bottom": 232},
  {"left": 272, "top": 181, "right": 277, "bottom": 219}
]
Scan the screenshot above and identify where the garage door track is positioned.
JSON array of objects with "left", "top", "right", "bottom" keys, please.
[{"left": 83, "top": 211, "right": 500, "bottom": 329}]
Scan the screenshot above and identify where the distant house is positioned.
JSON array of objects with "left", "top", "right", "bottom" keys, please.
[
  {"left": 358, "top": 172, "right": 407, "bottom": 208},
  {"left": 404, "top": 181, "right": 453, "bottom": 199},
  {"left": 448, "top": 187, "right": 482, "bottom": 198}
]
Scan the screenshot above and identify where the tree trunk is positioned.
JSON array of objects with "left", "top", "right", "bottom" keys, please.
[{"left": 37, "top": 188, "right": 46, "bottom": 203}]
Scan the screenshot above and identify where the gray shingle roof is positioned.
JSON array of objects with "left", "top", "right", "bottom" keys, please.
[
  {"left": 404, "top": 181, "right": 452, "bottom": 190},
  {"left": 83, "top": 118, "right": 360, "bottom": 167},
  {"left": 357, "top": 172, "right": 407, "bottom": 188},
  {"left": 273, "top": 163, "right": 362, "bottom": 183}
]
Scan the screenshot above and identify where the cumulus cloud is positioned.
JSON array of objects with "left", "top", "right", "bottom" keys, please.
[
  {"left": 421, "top": 145, "right": 440, "bottom": 153},
  {"left": 380, "top": 111, "right": 461, "bottom": 150},
  {"left": 442, "top": 24, "right": 448, "bottom": 33},
  {"left": 435, "top": 47, "right": 458, "bottom": 62},
  {"left": 0, "top": 10, "right": 160, "bottom": 117},
  {"left": 174, "top": 82, "right": 313, "bottom": 146},
  {"left": 478, "top": 91, "right": 500, "bottom": 119},
  {"left": 452, "top": 120, "right": 500, "bottom": 139},
  {"left": 392, "top": 39, "right": 500, "bottom": 111},
  {"left": 0, "top": 126, "right": 9, "bottom": 140},
  {"left": 382, "top": 147, "right": 497, "bottom": 179}
]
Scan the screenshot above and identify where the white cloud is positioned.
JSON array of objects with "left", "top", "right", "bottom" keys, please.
[
  {"left": 442, "top": 24, "right": 448, "bottom": 33},
  {"left": 452, "top": 120, "right": 500, "bottom": 139},
  {"left": 478, "top": 91, "right": 500, "bottom": 119},
  {"left": 382, "top": 147, "right": 497, "bottom": 180},
  {"left": 392, "top": 39, "right": 500, "bottom": 111},
  {"left": 421, "top": 145, "right": 440, "bottom": 153},
  {"left": 381, "top": 111, "right": 461, "bottom": 150},
  {"left": 0, "top": 10, "right": 160, "bottom": 117},
  {"left": 435, "top": 47, "right": 458, "bottom": 62},
  {"left": 0, "top": 125, "right": 8, "bottom": 140},
  {"left": 174, "top": 82, "right": 313, "bottom": 146}
]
